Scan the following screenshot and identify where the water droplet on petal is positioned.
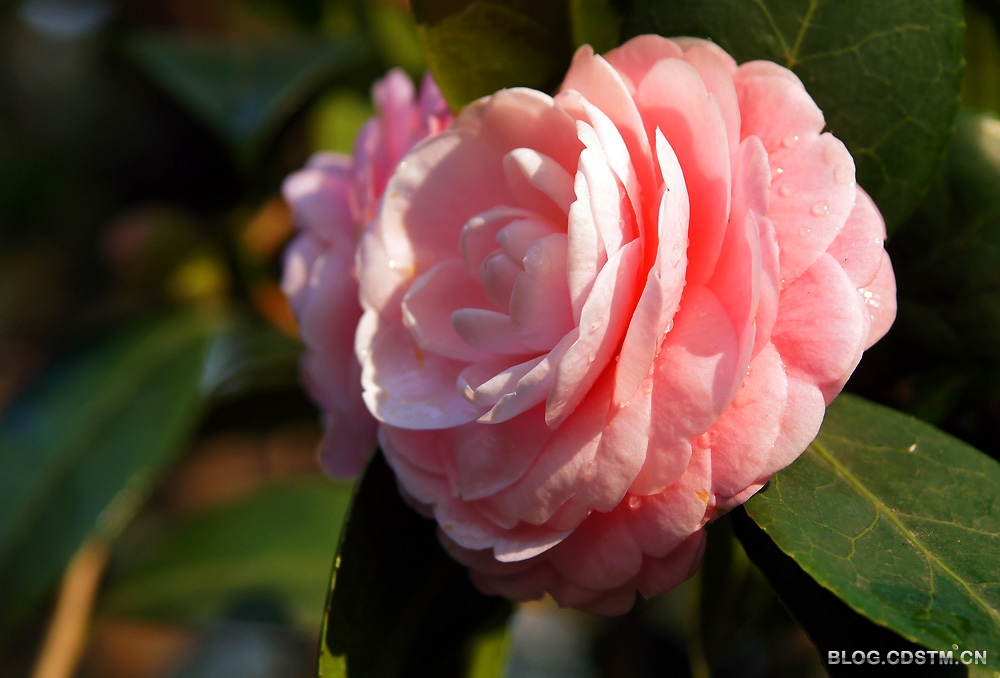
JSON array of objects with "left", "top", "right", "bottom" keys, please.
[
  {"left": 810, "top": 201, "right": 829, "bottom": 216},
  {"left": 834, "top": 163, "right": 854, "bottom": 185},
  {"left": 628, "top": 496, "right": 641, "bottom": 509},
  {"left": 799, "top": 227, "right": 811, "bottom": 236},
  {"left": 779, "top": 184, "right": 794, "bottom": 197},
  {"left": 589, "top": 318, "right": 603, "bottom": 333},
  {"left": 774, "top": 167, "right": 784, "bottom": 176},
  {"left": 388, "top": 259, "right": 402, "bottom": 270},
  {"left": 782, "top": 135, "right": 800, "bottom": 148},
  {"left": 587, "top": 353, "right": 596, "bottom": 363}
]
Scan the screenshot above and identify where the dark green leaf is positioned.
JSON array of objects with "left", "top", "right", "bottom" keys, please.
[
  {"left": 124, "top": 34, "right": 367, "bottom": 162},
  {"left": 319, "top": 452, "right": 512, "bottom": 678},
  {"left": 623, "top": 0, "right": 964, "bottom": 232},
  {"left": 963, "top": 2, "right": 1000, "bottom": 116},
  {"left": 412, "top": 0, "right": 574, "bottom": 110},
  {"left": 100, "top": 480, "right": 352, "bottom": 630},
  {"left": 731, "top": 508, "right": 967, "bottom": 676},
  {"left": 744, "top": 395, "right": 1000, "bottom": 656},
  {"left": 0, "top": 312, "right": 221, "bottom": 634}
]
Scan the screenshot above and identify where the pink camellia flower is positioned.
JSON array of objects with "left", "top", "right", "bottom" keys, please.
[
  {"left": 356, "top": 36, "right": 897, "bottom": 614},
  {"left": 281, "top": 69, "right": 452, "bottom": 477}
]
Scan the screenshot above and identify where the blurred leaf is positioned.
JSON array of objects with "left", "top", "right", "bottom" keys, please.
[
  {"left": 311, "top": 89, "right": 374, "bottom": 155},
  {"left": 0, "top": 312, "right": 221, "bottom": 634},
  {"left": 744, "top": 395, "right": 1000, "bottom": 656},
  {"left": 731, "top": 508, "right": 966, "bottom": 676},
  {"left": 412, "top": 0, "right": 574, "bottom": 110},
  {"left": 623, "top": 0, "right": 964, "bottom": 232},
  {"left": 100, "top": 480, "right": 351, "bottom": 630},
  {"left": 319, "top": 452, "right": 512, "bottom": 678},
  {"left": 124, "top": 34, "right": 367, "bottom": 162},
  {"left": 570, "top": 0, "right": 624, "bottom": 54},
  {"left": 893, "top": 111, "right": 1000, "bottom": 363},
  {"left": 963, "top": 2, "right": 1000, "bottom": 115},
  {"left": 199, "top": 315, "right": 302, "bottom": 400},
  {"left": 366, "top": 1, "right": 426, "bottom": 78}
]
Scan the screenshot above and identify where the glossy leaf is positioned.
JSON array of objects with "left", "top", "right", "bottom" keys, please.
[
  {"left": 623, "top": 0, "right": 964, "bottom": 231},
  {"left": 319, "top": 452, "right": 512, "bottom": 678},
  {"left": 412, "top": 0, "right": 573, "bottom": 110},
  {"left": 731, "top": 508, "right": 967, "bottom": 676},
  {"left": 0, "top": 312, "right": 221, "bottom": 634},
  {"left": 100, "top": 480, "right": 352, "bottom": 630},
  {"left": 744, "top": 395, "right": 1000, "bottom": 656},
  {"left": 124, "top": 34, "right": 367, "bottom": 161}
]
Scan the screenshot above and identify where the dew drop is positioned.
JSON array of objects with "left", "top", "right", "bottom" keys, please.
[
  {"left": 663, "top": 319, "right": 674, "bottom": 335},
  {"left": 587, "top": 352, "right": 596, "bottom": 363},
  {"left": 774, "top": 167, "right": 784, "bottom": 176},
  {"left": 908, "top": 443, "right": 917, "bottom": 452},
  {"left": 628, "top": 496, "right": 641, "bottom": 509},
  {"left": 388, "top": 259, "right": 402, "bottom": 270},
  {"left": 589, "top": 318, "right": 603, "bottom": 333},
  {"left": 810, "top": 201, "right": 829, "bottom": 217},
  {"left": 782, "top": 134, "right": 800, "bottom": 148},
  {"left": 834, "top": 163, "right": 853, "bottom": 185},
  {"left": 778, "top": 184, "right": 794, "bottom": 197},
  {"left": 799, "top": 227, "right": 811, "bottom": 236}
]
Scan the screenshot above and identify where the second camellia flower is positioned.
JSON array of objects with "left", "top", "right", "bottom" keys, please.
[{"left": 291, "top": 35, "right": 897, "bottom": 614}]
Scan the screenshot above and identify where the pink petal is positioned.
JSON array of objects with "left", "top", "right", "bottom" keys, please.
[
  {"left": 754, "top": 215, "right": 781, "bottom": 357},
  {"left": 460, "top": 206, "right": 540, "bottom": 279},
  {"left": 634, "top": 532, "right": 706, "bottom": 599},
  {"left": 734, "top": 61, "right": 824, "bottom": 147},
  {"left": 503, "top": 148, "right": 576, "bottom": 222},
  {"left": 457, "top": 88, "right": 583, "bottom": 175},
  {"left": 451, "top": 308, "right": 534, "bottom": 355},
  {"left": 827, "top": 187, "right": 887, "bottom": 288},
  {"left": 451, "top": 406, "right": 553, "bottom": 499},
  {"left": 282, "top": 158, "right": 354, "bottom": 247},
  {"left": 547, "top": 239, "right": 642, "bottom": 427},
  {"left": 614, "top": 131, "right": 689, "bottom": 407},
  {"left": 510, "top": 233, "right": 575, "bottom": 351},
  {"left": 602, "top": 34, "right": 684, "bottom": 93},
  {"left": 359, "top": 131, "right": 511, "bottom": 312},
  {"left": 754, "top": 375, "right": 826, "bottom": 482},
  {"left": 548, "top": 510, "right": 643, "bottom": 590},
  {"left": 771, "top": 253, "right": 871, "bottom": 400},
  {"left": 625, "top": 444, "right": 712, "bottom": 558},
  {"left": 357, "top": 311, "right": 481, "bottom": 428},
  {"left": 862, "top": 250, "right": 897, "bottom": 348},
  {"left": 673, "top": 38, "right": 738, "bottom": 72},
  {"left": 646, "top": 284, "right": 741, "bottom": 485},
  {"left": 681, "top": 44, "right": 742, "bottom": 164},
  {"left": 706, "top": 342, "right": 788, "bottom": 498},
  {"left": 557, "top": 47, "right": 654, "bottom": 208},
  {"left": 401, "top": 259, "right": 495, "bottom": 362},
  {"left": 635, "top": 57, "right": 732, "bottom": 286},
  {"left": 766, "top": 133, "right": 857, "bottom": 284}
]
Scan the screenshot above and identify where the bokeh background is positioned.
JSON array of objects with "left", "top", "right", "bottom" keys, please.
[{"left": 1, "top": 0, "right": 998, "bottom": 676}]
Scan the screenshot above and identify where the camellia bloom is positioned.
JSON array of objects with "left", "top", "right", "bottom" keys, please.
[
  {"left": 357, "top": 37, "right": 893, "bottom": 614},
  {"left": 282, "top": 69, "right": 452, "bottom": 477}
]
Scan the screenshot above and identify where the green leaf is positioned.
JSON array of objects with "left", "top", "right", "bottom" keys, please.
[
  {"left": 124, "top": 34, "right": 367, "bottom": 162},
  {"left": 892, "top": 111, "right": 1000, "bottom": 363},
  {"left": 0, "top": 312, "right": 221, "bottom": 634},
  {"left": 319, "top": 452, "right": 512, "bottom": 678},
  {"left": 731, "top": 508, "right": 969, "bottom": 674},
  {"left": 623, "top": 0, "right": 964, "bottom": 232},
  {"left": 744, "top": 394, "right": 1000, "bottom": 656},
  {"left": 412, "top": 0, "right": 574, "bottom": 110},
  {"left": 100, "top": 480, "right": 352, "bottom": 630},
  {"left": 962, "top": 2, "right": 1000, "bottom": 116}
]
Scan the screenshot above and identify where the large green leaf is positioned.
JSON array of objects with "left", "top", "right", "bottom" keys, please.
[
  {"left": 100, "top": 480, "right": 352, "bottom": 630},
  {"left": 319, "top": 452, "right": 511, "bottom": 678},
  {"left": 0, "top": 312, "right": 221, "bottom": 634},
  {"left": 623, "top": 0, "right": 964, "bottom": 232},
  {"left": 743, "top": 395, "right": 1000, "bottom": 656},
  {"left": 412, "top": 0, "right": 574, "bottom": 110},
  {"left": 124, "top": 34, "right": 367, "bottom": 162}
]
